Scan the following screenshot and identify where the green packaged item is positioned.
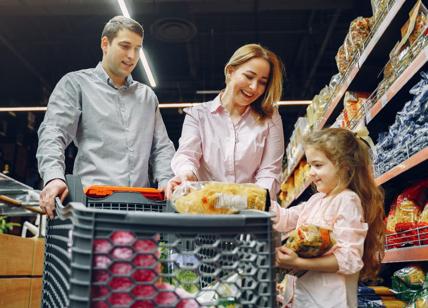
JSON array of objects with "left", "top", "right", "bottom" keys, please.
[{"left": 391, "top": 266, "right": 425, "bottom": 302}]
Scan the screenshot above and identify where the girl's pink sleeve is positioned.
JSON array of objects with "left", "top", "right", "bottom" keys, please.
[
  {"left": 271, "top": 201, "right": 306, "bottom": 233},
  {"left": 331, "top": 192, "right": 368, "bottom": 275}
]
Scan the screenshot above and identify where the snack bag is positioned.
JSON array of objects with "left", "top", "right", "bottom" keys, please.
[
  {"left": 391, "top": 265, "right": 425, "bottom": 302},
  {"left": 284, "top": 225, "right": 336, "bottom": 258},
  {"left": 171, "top": 181, "right": 268, "bottom": 214}
]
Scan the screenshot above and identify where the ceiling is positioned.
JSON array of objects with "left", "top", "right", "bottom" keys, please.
[{"left": 0, "top": 0, "right": 373, "bottom": 184}]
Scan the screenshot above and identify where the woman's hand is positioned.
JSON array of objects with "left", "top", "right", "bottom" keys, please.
[
  {"left": 275, "top": 246, "right": 300, "bottom": 269},
  {"left": 165, "top": 171, "right": 197, "bottom": 199}
]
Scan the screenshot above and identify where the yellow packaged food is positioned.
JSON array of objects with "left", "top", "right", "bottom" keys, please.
[
  {"left": 172, "top": 181, "right": 267, "bottom": 215},
  {"left": 285, "top": 225, "right": 336, "bottom": 258}
]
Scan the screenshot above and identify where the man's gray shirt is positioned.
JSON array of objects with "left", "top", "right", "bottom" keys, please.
[{"left": 37, "top": 62, "right": 175, "bottom": 188}]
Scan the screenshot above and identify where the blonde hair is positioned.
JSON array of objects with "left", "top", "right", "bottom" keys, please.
[
  {"left": 224, "top": 43, "right": 283, "bottom": 121},
  {"left": 303, "top": 128, "right": 385, "bottom": 281}
]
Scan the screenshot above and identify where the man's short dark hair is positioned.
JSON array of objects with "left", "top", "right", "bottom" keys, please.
[{"left": 101, "top": 16, "right": 144, "bottom": 42}]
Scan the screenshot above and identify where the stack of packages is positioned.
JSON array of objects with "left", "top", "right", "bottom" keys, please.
[
  {"left": 373, "top": 71, "right": 428, "bottom": 177},
  {"left": 377, "top": 0, "right": 427, "bottom": 101},
  {"left": 358, "top": 285, "right": 405, "bottom": 307},
  {"left": 336, "top": 17, "right": 372, "bottom": 74},
  {"left": 338, "top": 91, "right": 370, "bottom": 129},
  {"left": 385, "top": 179, "right": 428, "bottom": 250}
]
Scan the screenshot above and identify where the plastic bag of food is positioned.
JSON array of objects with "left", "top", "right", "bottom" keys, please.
[
  {"left": 171, "top": 181, "right": 268, "bottom": 214},
  {"left": 391, "top": 265, "right": 425, "bottom": 302},
  {"left": 284, "top": 225, "right": 336, "bottom": 258}
]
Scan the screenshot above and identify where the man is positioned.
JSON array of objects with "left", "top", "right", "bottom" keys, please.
[{"left": 37, "top": 16, "right": 175, "bottom": 218}]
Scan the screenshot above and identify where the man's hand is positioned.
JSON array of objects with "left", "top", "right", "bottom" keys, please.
[
  {"left": 165, "top": 171, "right": 197, "bottom": 200},
  {"left": 39, "top": 179, "right": 68, "bottom": 219}
]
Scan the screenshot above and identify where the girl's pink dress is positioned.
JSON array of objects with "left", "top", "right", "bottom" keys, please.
[{"left": 272, "top": 189, "right": 368, "bottom": 308}]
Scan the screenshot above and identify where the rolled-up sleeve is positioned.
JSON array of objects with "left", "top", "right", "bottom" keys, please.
[
  {"left": 37, "top": 74, "right": 82, "bottom": 185},
  {"left": 255, "top": 111, "right": 285, "bottom": 200},
  {"left": 171, "top": 107, "right": 202, "bottom": 177},
  {"left": 331, "top": 194, "right": 368, "bottom": 275}
]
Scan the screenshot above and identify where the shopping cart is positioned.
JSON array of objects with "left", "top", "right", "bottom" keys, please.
[{"left": 42, "top": 176, "right": 276, "bottom": 307}]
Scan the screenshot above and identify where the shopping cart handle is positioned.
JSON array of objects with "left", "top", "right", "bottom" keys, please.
[{"left": 55, "top": 197, "right": 73, "bottom": 220}]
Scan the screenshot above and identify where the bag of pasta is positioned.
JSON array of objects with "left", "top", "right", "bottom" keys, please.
[
  {"left": 171, "top": 181, "right": 268, "bottom": 215},
  {"left": 284, "top": 225, "right": 336, "bottom": 258}
]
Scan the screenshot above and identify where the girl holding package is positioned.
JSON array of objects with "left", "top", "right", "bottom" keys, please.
[
  {"left": 272, "top": 128, "right": 384, "bottom": 308},
  {"left": 166, "top": 43, "right": 284, "bottom": 200}
]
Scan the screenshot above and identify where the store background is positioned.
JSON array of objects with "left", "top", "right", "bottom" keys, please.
[{"left": 0, "top": 0, "right": 372, "bottom": 188}]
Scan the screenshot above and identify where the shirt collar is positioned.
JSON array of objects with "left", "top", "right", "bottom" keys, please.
[
  {"left": 95, "top": 62, "right": 134, "bottom": 89},
  {"left": 209, "top": 92, "right": 253, "bottom": 119},
  {"left": 208, "top": 94, "right": 224, "bottom": 113}
]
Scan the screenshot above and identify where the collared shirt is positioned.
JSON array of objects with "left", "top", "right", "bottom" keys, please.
[
  {"left": 272, "top": 190, "right": 368, "bottom": 307},
  {"left": 171, "top": 94, "right": 284, "bottom": 199},
  {"left": 37, "top": 62, "right": 175, "bottom": 188}
]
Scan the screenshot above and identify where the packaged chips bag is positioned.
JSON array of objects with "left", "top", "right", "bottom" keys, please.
[
  {"left": 171, "top": 181, "right": 268, "bottom": 214},
  {"left": 284, "top": 225, "right": 336, "bottom": 258}
]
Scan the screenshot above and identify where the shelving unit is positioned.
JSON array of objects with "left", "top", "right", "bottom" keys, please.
[
  {"left": 281, "top": 0, "right": 428, "bottom": 278},
  {"left": 281, "top": 0, "right": 413, "bottom": 186},
  {"left": 383, "top": 246, "right": 428, "bottom": 263},
  {"left": 366, "top": 45, "right": 428, "bottom": 123},
  {"left": 375, "top": 147, "right": 428, "bottom": 186}
]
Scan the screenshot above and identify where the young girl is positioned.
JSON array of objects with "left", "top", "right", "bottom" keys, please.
[{"left": 272, "top": 127, "right": 384, "bottom": 308}]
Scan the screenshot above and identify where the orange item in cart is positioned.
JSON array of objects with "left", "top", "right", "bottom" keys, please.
[{"left": 84, "top": 185, "right": 165, "bottom": 200}]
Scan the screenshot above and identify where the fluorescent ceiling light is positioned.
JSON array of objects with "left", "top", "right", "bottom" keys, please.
[
  {"left": 196, "top": 90, "right": 221, "bottom": 95},
  {"left": 117, "top": 0, "right": 156, "bottom": 87},
  {"left": 117, "top": 0, "right": 130, "bottom": 18},
  {"left": 277, "top": 100, "right": 311, "bottom": 106}
]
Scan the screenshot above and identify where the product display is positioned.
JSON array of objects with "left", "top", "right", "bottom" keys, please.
[{"left": 374, "top": 71, "right": 428, "bottom": 176}]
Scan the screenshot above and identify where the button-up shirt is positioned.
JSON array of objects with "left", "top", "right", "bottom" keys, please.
[
  {"left": 37, "top": 63, "right": 175, "bottom": 188},
  {"left": 272, "top": 190, "right": 368, "bottom": 307},
  {"left": 171, "top": 94, "right": 284, "bottom": 199}
]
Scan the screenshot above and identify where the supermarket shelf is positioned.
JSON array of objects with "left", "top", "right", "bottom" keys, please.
[
  {"left": 366, "top": 45, "right": 428, "bottom": 123},
  {"left": 375, "top": 147, "right": 428, "bottom": 186},
  {"left": 282, "top": 150, "right": 305, "bottom": 184},
  {"left": 282, "top": 0, "right": 408, "bottom": 184},
  {"left": 317, "top": 0, "right": 407, "bottom": 130},
  {"left": 283, "top": 179, "right": 311, "bottom": 208},
  {"left": 383, "top": 246, "right": 428, "bottom": 263}
]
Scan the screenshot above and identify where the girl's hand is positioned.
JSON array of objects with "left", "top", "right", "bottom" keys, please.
[{"left": 275, "top": 246, "right": 300, "bottom": 269}]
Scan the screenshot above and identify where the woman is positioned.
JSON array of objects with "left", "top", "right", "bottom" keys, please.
[{"left": 166, "top": 43, "right": 285, "bottom": 200}]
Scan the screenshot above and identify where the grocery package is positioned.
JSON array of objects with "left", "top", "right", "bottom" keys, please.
[
  {"left": 391, "top": 266, "right": 425, "bottom": 302},
  {"left": 284, "top": 225, "right": 336, "bottom": 258},
  {"left": 371, "top": 0, "right": 391, "bottom": 21},
  {"left": 341, "top": 91, "right": 370, "bottom": 128},
  {"left": 171, "top": 181, "right": 268, "bottom": 214},
  {"left": 385, "top": 180, "right": 428, "bottom": 249},
  {"left": 396, "top": 0, "right": 428, "bottom": 53},
  {"left": 374, "top": 72, "right": 428, "bottom": 176},
  {"left": 407, "top": 286, "right": 428, "bottom": 308},
  {"left": 336, "top": 17, "right": 372, "bottom": 74}
]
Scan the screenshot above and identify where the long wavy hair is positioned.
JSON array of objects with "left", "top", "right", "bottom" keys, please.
[
  {"left": 224, "top": 43, "right": 284, "bottom": 121},
  {"left": 303, "top": 127, "right": 385, "bottom": 281}
]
